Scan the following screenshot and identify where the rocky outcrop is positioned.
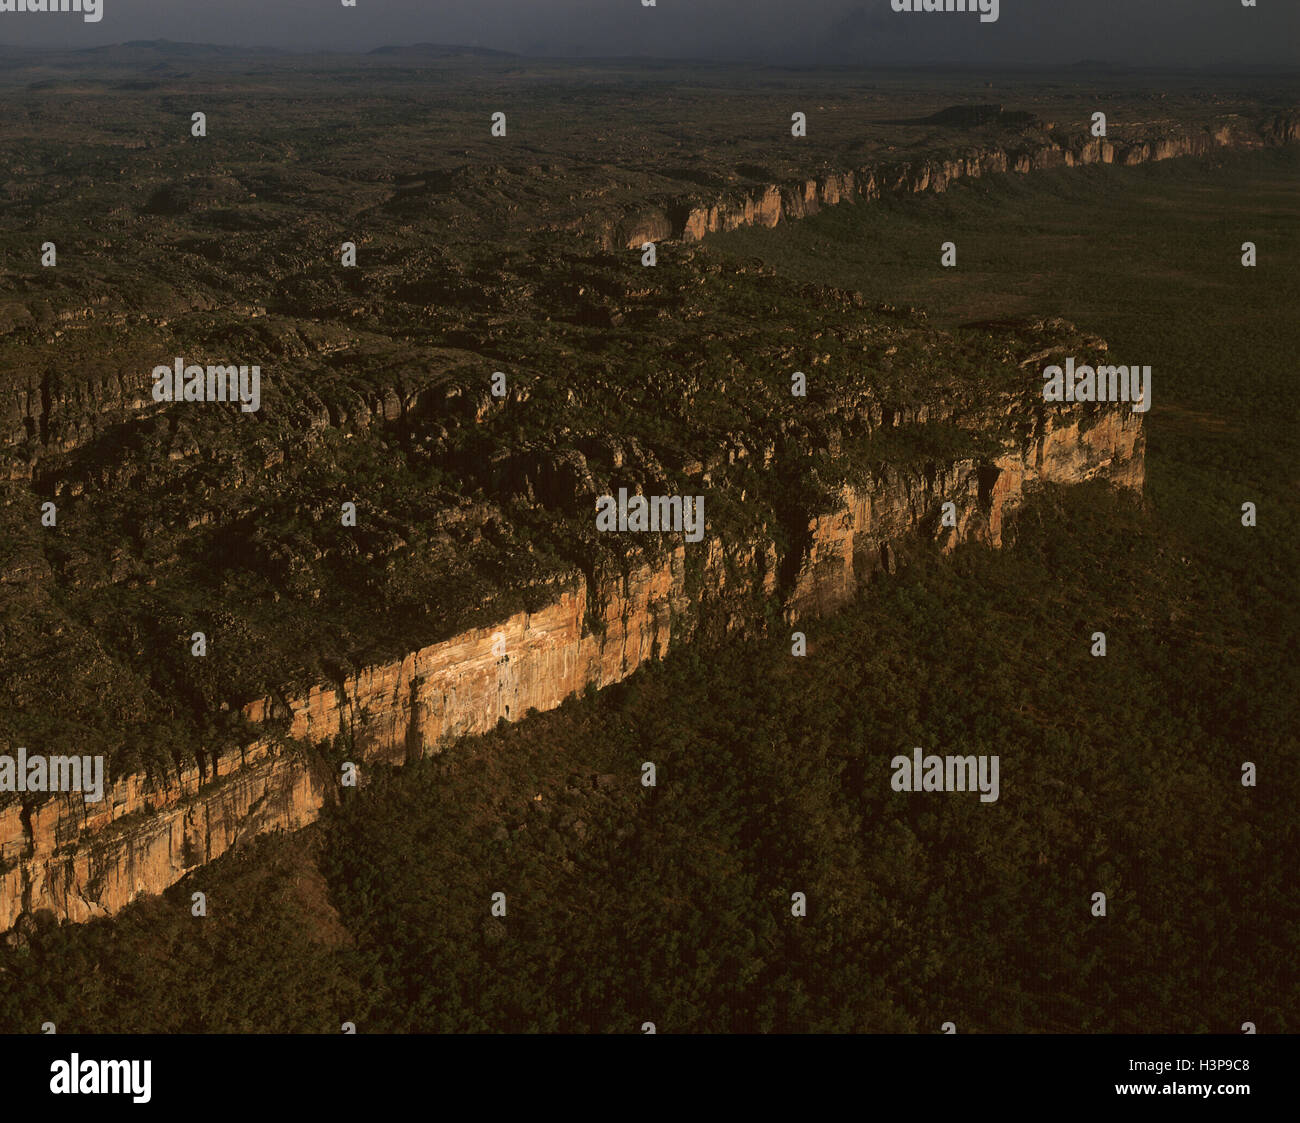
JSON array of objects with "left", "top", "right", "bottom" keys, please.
[
  {"left": 606, "top": 118, "right": 1293, "bottom": 250},
  {"left": 781, "top": 406, "right": 1143, "bottom": 620},
  {"left": 0, "top": 396, "right": 1143, "bottom": 932}
]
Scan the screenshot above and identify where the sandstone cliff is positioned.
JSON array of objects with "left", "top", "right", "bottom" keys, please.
[
  {"left": 0, "top": 397, "right": 1143, "bottom": 932},
  {"left": 608, "top": 120, "right": 1281, "bottom": 250}
]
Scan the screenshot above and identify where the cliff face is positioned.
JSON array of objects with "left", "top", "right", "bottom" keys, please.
[
  {"left": 0, "top": 746, "right": 330, "bottom": 929},
  {"left": 782, "top": 407, "right": 1143, "bottom": 620},
  {"left": 0, "top": 401, "right": 1143, "bottom": 932},
  {"left": 610, "top": 123, "right": 1266, "bottom": 249}
]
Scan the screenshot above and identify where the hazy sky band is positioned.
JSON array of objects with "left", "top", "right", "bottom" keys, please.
[{"left": 0, "top": 0, "right": 1296, "bottom": 67}]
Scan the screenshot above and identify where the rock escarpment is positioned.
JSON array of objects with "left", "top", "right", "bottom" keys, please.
[
  {"left": 0, "top": 395, "right": 1143, "bottom": 932},
  {"left": 608, "top": 119, "right": 1287, "bottom": 249},
  {"left": 9, "top": 87, "right": 1281, "bottom": 934}
]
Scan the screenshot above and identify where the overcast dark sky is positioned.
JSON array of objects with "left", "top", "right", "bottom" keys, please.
[{"left": 2, "top": 0, "right": 1297, "bottom": 67}]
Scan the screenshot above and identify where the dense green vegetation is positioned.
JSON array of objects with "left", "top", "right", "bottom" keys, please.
[
  {"left": 1, "top": 149, "right": 1295, "bottom": 1034},
  {"left": 710, "top": 147, "right": 1300, "bottom": 541}
]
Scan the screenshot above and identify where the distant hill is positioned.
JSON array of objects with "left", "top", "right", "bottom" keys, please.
[
  {"left": 368, "top": 43, "right": 519, "bottom": 59},
  {"left": 87, "top": 39, "right": 287, "bottom": 57}
]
